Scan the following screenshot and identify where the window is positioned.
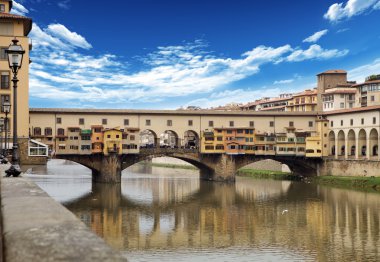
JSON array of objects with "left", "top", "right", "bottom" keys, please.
[
  {"left": 340, "top": 94, "right": 344, "bottom": 98},
  {"left": 167, "top": 120, "right": 172, "bottom": 126},
  {"left": 350, "top": 119, "right": 353, "bottom": 126},
  {"left": 102, "top": 119, "right": 107, "bottom": 125},
  {"left": 0, "top": 47, "right": 6, "bottom": 59},
  {"left": 308, "top": 121, "right": 313, "bottom": 127},
  {"left": 56, "top": 117, "right": 62, "bottom": 124},
  {"left": 81, "top": 145, "right": 91, "bottom": 150},
  {"left": 188, "top": 120, "right": 193, "bottom": 126},
  {"left": 215, "top": 145, "right": 224, "bottom": 150},
  {"left": 229, "top": 121, "right": 234, "bottom": 127},
  {"left": 116, "top": 135, "right": 120, "bottom": 138},
  {"left": 79, "top": 118, "right": 84, "bottom": 125},
  {"left": 371, "top": 96, "right": 375, "bottom": 102},
  {"left": 269, "top": 121, "right": 274, "bottom": 127},
  {"left": 324, "top": 123, "right": 327, "bottom": 127},
  {"left": 209, "top": 121, "right": 213, "bottom": 127},
  {"left": 57, "top": 128, "right": 65, "bottom": 136},
  {"left": 289, "top": 121, "right": 294, "bottom": 127},
  {"left": 0, "top": 72, "right": 9, "bottom": 89},
  {"left": 0, "top": 4, "right": 5, "bottom": 13},
  {"left": 341, "top": 120, "right": 343, "bottom": 126},
  {"left": 0, "top": 95, "right": 9, "bottom": 112},
  {"left": 205, "top": 145, "right": 214, "bottom": 150},
  {"left": 217, "top": 136, "right": 223, "bottom": 141},
  {"left": 249, "top": 121, "right": 254, "bottom": 127},
  {"left": 330, "top": 121, "right": 333, "bottom": 127},
  {"left": 361, "top": 118, "right": 364, "bottom": 125},
  {"left": 33, "top": 127, "right": 41, "bottom": 136},
  {"left": 340, "top": 102, "right": 344, "bottom": 108},
  {"left": 45, "top": 128, "right": 52, "bottom": 136},
  {"left": 0, "top": 22, "right": 14, "bottom": 36},
  {"left": 124, "top": 119, "right": 129, "bottom": 126},
  {"left": 107, "top": 135, "right": 111, "bottom": 138},
  {"left": 373, "top": 117, "right": 376, "bottom": 124},
  {"left": 237, "top": 129, "right": 243, "bottom": 134},
  {"left": 130, "top": 135, "right": 135, "bottom": 141},
  {"left": 349, "top": 102, "right": 354, "bottom": 108},
  {"left": 146, "top": 119, "right": 151, "bottom": 126},
  {"left": 227, "top": 130, "right": 233, "bottom": 134}
]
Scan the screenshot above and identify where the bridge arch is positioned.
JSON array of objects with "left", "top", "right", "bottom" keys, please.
[{"left": 347, "top": 129, "right": 356, "bottom": 158}]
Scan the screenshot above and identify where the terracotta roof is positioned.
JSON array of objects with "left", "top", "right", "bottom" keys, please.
[
  {"left": 317, "top": 69, "right": 347, "bottom": 75},
  {"left": 353, "top": 79, "right": 380, "bottom": 87},
  {"left": 259, "top": 105, "right": 286, "bottom": 111},
  {"left": 258, "top": 96, "right": 292, "bottom": 104},
  {"left": 322, "top": 89, "right": 357, "bottom": 95},
  {"left": 292, "top": 89, "right": 317, "bottom": 97},
  {"left": 30, "top": 108, "right": 319, "bottom": 117},
  {"left": 0, "top": 12, "right": 32, "bottom": 35},
  {"left": 322, "top": 105, "right": 380, "bottom": 115}
]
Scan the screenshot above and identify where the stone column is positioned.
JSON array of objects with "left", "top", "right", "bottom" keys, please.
[
  {"left": 92, "top": 153, "right": 122, "bottom": 183},
  {"left": 366, "top": 135, "right": 370, "bottom": 160},
  {"left": 344, "top": 135, "right": 348, "bottom": 160},
  {"left": 335, "top": 136, "right": 338, "bottom": 159},
  {"left": 155, "top": 138, "right": 160, "bottom": 148}
]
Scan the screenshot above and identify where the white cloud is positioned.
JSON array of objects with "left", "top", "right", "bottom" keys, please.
[
  {"left": 11, "top": 1, "right": 29, "bottom": 16},
  {"left": 46, "top": 24, "right": 92, "bottom": 49},
  {"left": 28, "top": 22, "right": 349, "bottom": 107},
  {"left": 287, "top": 44, "right": 349, "bottom": 62},
  {"left": 273, "top": 79, "right": 294, "bottom": 85},
  {"left": 57, "top": 0, "right": 70, "bottom": 10},
  {"left": 337, "top": 28, "right": 350, "bottom": 33},
  {"left": 348, "top": 58, "right": 380, "bottom": 82},
  {"left": 324, "top": 0, "right": 380, "bottom": 22},
  {"left": 303, "top": 29, "right": 328, "bottom": 43}
]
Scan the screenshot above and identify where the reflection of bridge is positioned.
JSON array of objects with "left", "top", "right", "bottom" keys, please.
[
  {"left": 64, "top": 180, "right": 380, "bottom": 261},
  {"left": 56, "top": 148, "right": 321, "bottom": 183}
]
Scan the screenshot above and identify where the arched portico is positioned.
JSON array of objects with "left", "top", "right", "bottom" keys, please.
[
  {"left": 160, "top": 130, "right": 180, "bottom": 148},
  {"left": 369, "top": 128, "right": 378, "bottom": 158},
  {"left": 358, "top": 129, "right": 367, "bottom": 158},
  {"left": 328, "top": 131, "right": 335, "bottom": 157},
  {"left": 337, "top": 130, "right": 345, "bottom": 157},
  {"left": 184, "top": 130, "right": 199, "bottom": 149},
  {"left": 347, "top": 129, "right": 355, "bottom": 158},
  {"left": 140, "top": 129, "right": 159, "bottom": 148}
]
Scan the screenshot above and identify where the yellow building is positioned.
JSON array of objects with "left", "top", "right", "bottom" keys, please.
[
  {"left": 91, "top": 125, "right": 103, "bottom": 154},
  {"left": 0, "top": 0, "right": 31, "bottom": 138},
  {"left": 201, "top": 127, "right": 255, "bottom": 154},
  {"left": 286, "top": 89, "right": 317, "bottom": 112},
  {"left": 103, "top": 128, "right": 123, "bottom": 155}
]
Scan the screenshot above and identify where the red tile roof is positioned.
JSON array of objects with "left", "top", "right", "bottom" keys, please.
[
  {"left": 323, "top": 105, "right": 380, "bottom": 115},
  {"left": 353, "top": 80, "right": 380, "bottom": 87},
  {"left": 322, "top": 89, "right": 357, "bottom": 95},
  {"left": 317, "top": 69, "right": 347, "bottom": 75},
  {"left": 0, "top": 12, "right": 32, "bottom": 35}
]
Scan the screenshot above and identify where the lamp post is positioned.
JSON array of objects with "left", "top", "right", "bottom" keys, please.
[
  {"left": 0, "top": 117, "right": 4, "bottom": 157},
  {"left": 5, "top": 39, "right": 24, "bottom": 177},
  {"left": 3, "top": 100, "right": 10, "bottom": 156}
]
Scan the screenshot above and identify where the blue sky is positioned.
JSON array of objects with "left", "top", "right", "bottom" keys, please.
[{"left": 12, "top": 0, "right": 380, "bottom": 109}]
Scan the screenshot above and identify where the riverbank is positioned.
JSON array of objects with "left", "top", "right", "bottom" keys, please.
[
  {"left": 237, "top": 169, "right": 298, "bottom": 180},
  {"left": 309, "top": 176, "right": 380, "bottom": 192},
  {"left": 140, "top": 161, "right": 198, "bottom": 170}
]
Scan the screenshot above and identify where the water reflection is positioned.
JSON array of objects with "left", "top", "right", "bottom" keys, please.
[{"left": 27, "top": 160, "right": 380, "bottom": 262}]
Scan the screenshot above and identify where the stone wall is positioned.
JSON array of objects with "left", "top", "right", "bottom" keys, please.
[
  {"left": 19, "top": 138, "right": 47, "bottom": 165},
  {"left": 320, "top": 159, "right": 380, "bottom": 177},
  {"left": 0, "top": 165, "right": 127, "bottom": 262}
]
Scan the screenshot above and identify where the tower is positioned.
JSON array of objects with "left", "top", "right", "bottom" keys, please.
[{"left": 316, "top": 70, "right": 348, "bottom": 111}]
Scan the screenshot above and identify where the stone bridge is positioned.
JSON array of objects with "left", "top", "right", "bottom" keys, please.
[{"left": 56, "top": 148, "right": 322, "bottom": 183}]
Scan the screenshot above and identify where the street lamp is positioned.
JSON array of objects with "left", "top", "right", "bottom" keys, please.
[
  {"left": 3, "top": 100, "right": 10, "bottom": 155},
  {"left": 0, "top": 117, "right": 4, "bottom": 157},
  {"left": 5, "top": 39, "right": 24, "bottom": 177}
]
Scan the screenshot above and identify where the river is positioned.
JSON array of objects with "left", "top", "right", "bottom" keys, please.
[{"left": 26, "top": 159, "right": 380, "bottom": 262}]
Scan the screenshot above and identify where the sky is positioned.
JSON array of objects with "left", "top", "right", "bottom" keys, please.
[{"left": 11, "top": 0, "right": 380, "bottom": 109}]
